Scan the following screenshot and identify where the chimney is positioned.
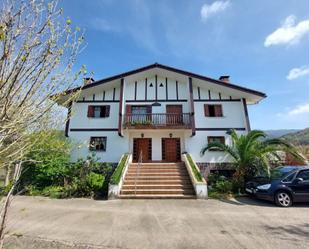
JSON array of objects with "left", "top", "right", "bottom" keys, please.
[
  {"left": 83, "top": 77, "right": 95, "bottom": 85},
  {"left": 219, "top": 75, "right": 230, "bottom": 83}
]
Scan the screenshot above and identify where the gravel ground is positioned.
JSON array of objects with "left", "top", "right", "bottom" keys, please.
[{"left": 4, "top": 196, "right": 309, "bottom": 249}]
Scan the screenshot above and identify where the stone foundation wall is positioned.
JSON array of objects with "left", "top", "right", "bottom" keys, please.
[{"left": 196, "top": 162, "right": 235, "bottom": 179}]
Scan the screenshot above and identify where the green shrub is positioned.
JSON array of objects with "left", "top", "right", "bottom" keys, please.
[
  {"left": 41, "top": 186, "right": 65, "bottom": 199},
  {"left": 186, "top": 154, "right": 203, "bottom": 182},
  {"left": 214, "top": 179, "right": 233, "bottom": 193},
  {"left": 87, "top": 172, "right": 105, "bottom": 191},
  {"left": 207, "top": 173, "right": 233, "bottom": 197},
  {"left": 110, "top": 154, "right": 129, "bottom": 184},
  {"left": 19, "top": 130, "right": 111, "bottom": 199}
]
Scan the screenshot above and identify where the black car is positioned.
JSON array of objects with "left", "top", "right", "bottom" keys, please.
[{"left": 245, "top": 166, "right": 309, "bottom": 207}]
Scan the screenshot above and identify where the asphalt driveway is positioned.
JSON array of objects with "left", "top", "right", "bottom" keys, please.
[{"left": 4, "top": 196, "right": 309, "bottom": 249}]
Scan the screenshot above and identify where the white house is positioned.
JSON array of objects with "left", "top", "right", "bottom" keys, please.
[{"left": 55, "top": 63, "right": 266, "bottom": 178}]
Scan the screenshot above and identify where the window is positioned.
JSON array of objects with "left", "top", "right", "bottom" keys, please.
[
  {"left": 207, "top": 136, "right": 225, "bottom": 151},
  {"left": 204, "top": 104, "right": 223, "bottom": 117},
  {"left": 87, "top": 105, "right": 110, "bottom": 118},
  {"left": 132, "top": 106, "right": 149, "bottom": 115},
  {"left": 282, "top": 172, "right": 297, "bottom": 182},
  {"left": 89, "top": 137, "right": 106, "bottom": 151},
  {"left": 296, "top": 170, "right": 309, "bottom": 181}
]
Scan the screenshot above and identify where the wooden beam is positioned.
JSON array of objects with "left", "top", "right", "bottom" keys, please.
[
  {"left": 118, "top": 79, "right": 124, "bottom": 137},
  {"left": 242, "top": 98, "right": 251, "bottom": 131},
  {"left": 189, "top": 77, "right": 196, "bottom": 136},
  {"left": 64, "top": 101, "right": 72, "bottom": 137}
]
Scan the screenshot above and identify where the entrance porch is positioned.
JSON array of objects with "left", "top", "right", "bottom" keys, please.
[{"left": 125, "top": 130, "right": 190, "bottom": 163}]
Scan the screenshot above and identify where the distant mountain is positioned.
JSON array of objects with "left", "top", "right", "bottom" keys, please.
[
  {"left": 281, "top": 128, "right": 309, "bottom": 146},
  {"left": 264, "top": 129, "right": 300, "bottom": 139}
]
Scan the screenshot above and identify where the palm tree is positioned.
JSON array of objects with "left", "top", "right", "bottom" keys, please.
[{"left": 200, "top": 130, "right": 305, "bottom": 184}]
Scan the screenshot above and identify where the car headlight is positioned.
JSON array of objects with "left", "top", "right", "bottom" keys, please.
[{"left": 256, "top": 184, "right": 271, "bottom": 190}]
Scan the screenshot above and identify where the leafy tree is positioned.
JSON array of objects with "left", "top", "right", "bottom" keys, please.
[
  {"left": 201, "top": 130, "right": 305, "bottom": 186},
  {"left": 20, "top": 130, "right": 71, "bottom": 189}
]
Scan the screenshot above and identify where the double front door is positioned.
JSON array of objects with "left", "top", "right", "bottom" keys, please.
[
  {"left": 133, "top": 138, "right": 152, "bottom": 162},
  {"left": 133, "top": 137, "right": 181, "bottom": 162}
]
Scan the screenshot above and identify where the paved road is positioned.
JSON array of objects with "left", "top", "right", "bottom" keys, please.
[{"left": 4, "top": 196, "right": 309, "bottom": 249}]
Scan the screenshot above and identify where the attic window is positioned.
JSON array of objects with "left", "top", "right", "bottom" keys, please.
[
  {"left": 159, "top": 83, "right": 164, "bottom": 87},
  {"left": 149, "top": 83, "right": 153, "bottom": 87}
]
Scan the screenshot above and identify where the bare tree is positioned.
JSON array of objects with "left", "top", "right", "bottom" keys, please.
[
  {"left": 0, "top": 0, "right": 85, "bottom": 171},
  {"left": 0, "top": 1, "right": 86, "bottom": 246}
]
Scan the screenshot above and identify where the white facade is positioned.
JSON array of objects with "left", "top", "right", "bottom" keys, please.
[{"left": 60, "top": 64, "right": 265, "bottom": 164}]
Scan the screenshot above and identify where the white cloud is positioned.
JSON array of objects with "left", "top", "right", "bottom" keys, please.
[
  {"left": 288, "top": 103, "right": 309, "bottom": 116},
  {"left": 264, "top": 15, "right": 309, "bottom": 47},
  {"left": 287, "top": 66, "right": 309, "bottom": 80},
  {"left": 90, "top": 18, "right": 117, "bottom": 32},
  {"left": 200, "top": 1, "right": 230, "bottom": 22}
]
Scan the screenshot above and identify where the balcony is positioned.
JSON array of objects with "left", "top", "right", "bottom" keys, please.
[{"left": 124, "top": 113, "right": 192, "bottom": 129}]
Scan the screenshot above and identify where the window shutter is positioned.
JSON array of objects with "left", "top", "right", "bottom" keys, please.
[
  {"left": 102, "top": 105, "right": 110, "bottom": 117},
  {"left": 214, "top": 105, "right": 223, "bottom": 117},
  {"left": 125, "top": 105, "right": 132, "bottom": 123},
  {"left": 204, "top": 104, "right": 210, "bottom": 117},
  {"left": 126, "top": 105, "right": 132, "bottom": 114},
  {"left": 87, "top": 106, "right": 94, "bottom": 117},
  {"left": 220, "top": 137, "right": 225, "bottom": 144},
  {"left": 146, "top": 105, "right": 152, "bottom": 121},
  {"left": 146, "top": 105, "right": 152, "bottom": 114}
]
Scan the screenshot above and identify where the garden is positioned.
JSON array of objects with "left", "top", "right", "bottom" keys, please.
[
  {"left": 201, "top": 130, "right": 305, "bottom": 199},
  {"left": 9, "top": 130, "right": 114, "bottom": 199}
]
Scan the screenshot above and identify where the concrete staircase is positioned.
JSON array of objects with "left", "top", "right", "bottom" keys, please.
[{"left": 119, "top": 162, "right": 196, "bottom": 199}]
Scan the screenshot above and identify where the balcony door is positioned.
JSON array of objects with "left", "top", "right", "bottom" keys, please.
[
  {"left": 131, "top": 105, "right": 152, "bottom": 124},
  {"left": 166, "top": 105, "right": 183, "bottom": 126}
]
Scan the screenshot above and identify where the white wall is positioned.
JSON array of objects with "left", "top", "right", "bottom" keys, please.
[
  {"left": 194, "top": 101, "right": 246, "bottom": 128},
  {"left": 70, "top": 102, "right": 119, "bottom": 129},
  {"left": 69, "top": 131, "right": 129, "bottom": 162},
  {"left": 185, "top": 130, "right": 247, "bottom": 163},
  {"left": 124, "top": 76, "right": 189, "bottom": 101}
]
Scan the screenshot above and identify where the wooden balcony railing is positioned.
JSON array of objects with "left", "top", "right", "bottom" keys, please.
[{"left": 124, "top": 113, "right": 192, "bottom": 129}]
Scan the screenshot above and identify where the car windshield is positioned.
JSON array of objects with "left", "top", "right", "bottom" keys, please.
[{"left": 270, "top": 167, "right": 297, "bottom": 180}]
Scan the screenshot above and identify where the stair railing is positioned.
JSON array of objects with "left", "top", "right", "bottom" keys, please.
[{"left": 134, "top": 151, "right": 142, "bottom": 195}]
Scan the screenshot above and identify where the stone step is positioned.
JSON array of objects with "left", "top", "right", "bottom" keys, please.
[
  {"left": 119, "top": 194, "right": 196, "bottom": 199},
  {"left": 126, "top": 172, "right": 189, "bottom": 177},
  {"left": 122, "top": 184, "right": 194, "bottom": 190},
  {"left": 121, "top": 189, "right": 195, "bottom": 195},
  {"left": 125, "top": 175, "right": 191, "bottom": 181},
  {"left": 129, "top": 166, "right": 185, "bottom": 169},
  {"left": 123, "top": 179, "right": 193, "bottom": 185},
  {"left": 130, "top": 163, "right": 184, "bottom": 166},
  {"left": 127, "top": 169, "right": 188, "bottom": 173}
]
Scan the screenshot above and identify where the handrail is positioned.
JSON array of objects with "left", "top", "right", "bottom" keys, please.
[
  {"left": 134, "top": 151, "right": 142, "bottom": 195},
  {"left": 124, "top": 113, "right": 192, "bottom": 128}
]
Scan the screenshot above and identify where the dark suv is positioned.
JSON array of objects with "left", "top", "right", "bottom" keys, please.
[{"left": 245, "top": 166, "right": 309, "bottom": 207}]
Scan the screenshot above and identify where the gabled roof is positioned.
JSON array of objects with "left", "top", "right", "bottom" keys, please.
[{"left": 60, "top": 62, "right": 266, "bottom": 98}]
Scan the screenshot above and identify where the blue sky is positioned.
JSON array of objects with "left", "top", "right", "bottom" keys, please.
[{"left": 60, "top": 0, "right": 309, "bottom": 130}]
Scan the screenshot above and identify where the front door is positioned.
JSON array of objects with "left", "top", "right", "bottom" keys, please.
[
  {"left": 162, "top": 138, "right": 181, "bottom": 162},
  {"left": 133, "top": 138, "right": 152, "bottom": 162},
  {"left": 166, "top": 105, "right": 183, "bottom": 125}
]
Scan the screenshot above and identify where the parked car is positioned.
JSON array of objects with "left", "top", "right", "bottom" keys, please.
[{"left": 245, "top": 166, "right": 309, "bottom": 207}]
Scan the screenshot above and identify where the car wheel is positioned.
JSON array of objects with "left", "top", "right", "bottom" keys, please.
[{"left": 275, "top": 191, "right": 292, "bottom": 207}]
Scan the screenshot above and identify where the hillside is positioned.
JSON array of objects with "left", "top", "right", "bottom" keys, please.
[
  {"left": 264, "top": 129, "right": 300, "bottom": 139},
  {"left": 281, "top": 128, "right": 309, "bottom": 146}
]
